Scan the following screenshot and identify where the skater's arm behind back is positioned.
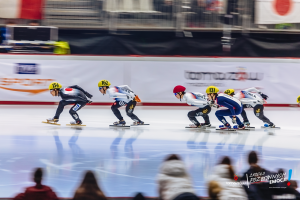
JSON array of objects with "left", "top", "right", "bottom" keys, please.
[
  {"left": 68, "top": 85, "right": 93, "bottom": 98},
  {"left": 185, "top": 93, "right": 208, "bottom": 107}
]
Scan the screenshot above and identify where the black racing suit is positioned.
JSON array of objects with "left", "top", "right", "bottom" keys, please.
[
  {"left": 241, "top": 104, "right": 273, "bottom": 126},
  {"left": 54, "top": 85, "right": 92, "bottom": 123},
  {"left": 111, "top": 100, "right": 141, "bottom": 122}
]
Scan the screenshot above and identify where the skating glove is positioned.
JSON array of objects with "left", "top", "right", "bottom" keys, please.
[
  {"left": 232, "top": 116, "right": 237, "bottom": 124},
  {"left": 134, "top": 95, "right": 142, "bottom": 102},
  {"left": 260, "top": 93, "right": 268, "bottom": 100},
  {"left": 86, "top": 92, "right": 93, "bottom": 99}
]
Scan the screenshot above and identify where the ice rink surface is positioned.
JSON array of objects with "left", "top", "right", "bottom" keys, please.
[{"left": 0, "top": 105, "right": 300, "bottom": 198}]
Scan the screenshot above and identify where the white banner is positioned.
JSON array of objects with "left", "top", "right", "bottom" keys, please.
[
  {"left": 0, "top": 57, "right": 299, "bottom": 104},
  {"left": 256, "top": 0, "right": 300, "bottom": 24}
]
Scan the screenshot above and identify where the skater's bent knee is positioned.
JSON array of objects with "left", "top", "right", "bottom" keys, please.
[
  {"left": 127, "top": 112, "right": 133, "bottom": 117},
  {"left": 187, "top": 111, "right": 194, "bottom": 118}
]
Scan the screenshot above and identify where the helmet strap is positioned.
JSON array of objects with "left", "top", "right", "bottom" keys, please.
[
  {"left": 179, "top": 92, "right": 185, "bottom": 101},
  {"left": 103, "top": 87, "right": 107, "bottom": 95}
]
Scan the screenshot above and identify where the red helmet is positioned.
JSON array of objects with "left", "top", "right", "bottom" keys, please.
[{"left": 173, "top": 85, "right": 186, "bottom": 93}]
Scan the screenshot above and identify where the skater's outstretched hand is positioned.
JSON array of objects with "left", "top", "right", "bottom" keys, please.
[
  {"left": 134, "top": 95, "right": 142, "bottom": 102},
  {"left": 260, "top": 93, "right": 268, "bottom": 100},
  {"left": 232, "top": 116, "right": 237, "bottom": 124}
]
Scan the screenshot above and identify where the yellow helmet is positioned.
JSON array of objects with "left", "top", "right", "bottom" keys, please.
[
  {"left": 49, "top": 82, "right": 62, "bottom": 90},
  {"left": 224, "top": 89, "right": 235, "bottom": 95},
  {"left": 297, "top": 95, "right": 300, "bottom": 103},
  {"left": 98, "top": 80, "right": 111, "bottom": 87},
  {"left": 206, "top": 86, "right": 219, "bottom": 94}
]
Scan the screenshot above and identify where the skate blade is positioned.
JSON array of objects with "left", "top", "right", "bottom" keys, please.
[
  {"left": 186, "top": 126, "right": 206, "bottom": 129},
  {"left": 216, "top": 129, "right": 236, "bottom": 131},
  {"left": 131, "top": 124, "right": 150, "bottom": 126},
  {"left": 109, "top": 125, "right": 130, "bottom": 128},
  {"left": 66, "top": 124, "right": 86, "bottom": 127},
  {"left": 42, "top": 121, "right": 61, "bottom": 126},
  {"left": 185, "top": 126, "right": 216, "bottom": 129},
  {"left": 261, "top": 126, "right": 280, "bottom": 129},
  {"left": 245, "top": 126, "right": 255, "bottom": 129}
]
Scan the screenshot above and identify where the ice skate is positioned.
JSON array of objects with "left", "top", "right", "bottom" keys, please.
[
  {"left": 66, "top": 120, "right": 86, "bottom": 127},
  {"left": 244, "top": 121, "right": 250, "bottom": 127},
  {"left": 42, "top": 117, "right": 60, "bottom": 125},
  {"left": 233, "top": 125, "right": 250, "bottom": 131},
  {"left": 199, "top": 123, "right": 216, "bottom": 128},
  {"left": 261, "top": 123, "right": 280, "bottom": 129},
  {"left": 131, "top": 121, "right": 149, "bottom": 126},
  {"left": 110, "top": 120, "right": 130, "bottom": 128},
  {"left": 185, "top": 124, "right": 202, "bottom": 129},
  {"left": 216, "top": 123, "right": 235, "bottom": 131}
]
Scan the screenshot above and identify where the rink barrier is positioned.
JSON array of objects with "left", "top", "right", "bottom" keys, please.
[{"left": 0, "top": 101, "right": 298, "bottom": 107}]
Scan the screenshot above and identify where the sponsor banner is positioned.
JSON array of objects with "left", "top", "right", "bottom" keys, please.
[
  {"left": 0, "top": 59, "right": 299, "bottom": 104},
  {"left": 256, "top": 0, "right": 300, "bottom": 24}
]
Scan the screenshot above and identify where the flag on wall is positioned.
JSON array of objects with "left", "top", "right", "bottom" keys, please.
[
  {"left": 0, "top": 0, "right": 44, "bottom": 19},
  {"left": 256, "top": 0, "right": 300, "bottom": 24}
]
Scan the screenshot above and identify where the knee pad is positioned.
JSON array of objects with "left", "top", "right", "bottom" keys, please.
[
  {"left": 187, "top": 111, "right": 194, "bottom": 118},
  {"left": 111, "top": 105, "right": 117, "bottom": 112},
  {"left": 127, "top": 110, "right": 134, "bottom": 117},
  {"left": 69, "top": 108, "right": 75, "bottom": 115}
]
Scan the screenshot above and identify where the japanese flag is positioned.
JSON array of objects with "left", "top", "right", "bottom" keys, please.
[
  {"left": 0, "top": 0, "right": 44, "bottom": 19},
  {"left": 256, "top": 0, "right": 300, "bottom": 24}
]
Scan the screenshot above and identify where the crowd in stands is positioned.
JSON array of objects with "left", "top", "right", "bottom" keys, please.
[{"left": 12, "top": 151, "right": 300, "bottom": 200}]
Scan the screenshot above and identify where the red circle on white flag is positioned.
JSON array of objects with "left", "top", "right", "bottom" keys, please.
[{"left": 273, "top": 0, "right": 293, "bottom": 16}]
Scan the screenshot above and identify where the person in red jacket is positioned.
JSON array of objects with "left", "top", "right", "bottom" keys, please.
[{"left": 13, "top": 168, "right": 58, "bottom": 200}]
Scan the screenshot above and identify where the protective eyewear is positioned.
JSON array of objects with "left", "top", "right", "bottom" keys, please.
[
  {"left": 99, "top": 87, "right": 103, "bottom": 90},
  {"left": 174, "top": 93, "right": 177, "bottom": 96}
]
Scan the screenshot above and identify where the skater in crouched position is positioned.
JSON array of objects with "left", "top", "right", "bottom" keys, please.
[
  {"left": 206, "top": 86, "right": 245, "bottom": 130},
  {"left": 173, "top": 85, "right": 212, "bottom": 127},
  {"left": 47, "top": 82, "right": 93, "bottom": 125},
  {"left": 98, "top": 80, "right": 144, "bottom": 126},
  {"left": 224, "top": 88, "right": 275, "bottom": 128}
]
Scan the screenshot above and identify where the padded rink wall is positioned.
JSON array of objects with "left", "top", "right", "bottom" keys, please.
[{"left": 0, "top": 55, "right": 299, "bottom": 107}]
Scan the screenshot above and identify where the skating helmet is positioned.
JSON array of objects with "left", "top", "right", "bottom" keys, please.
[
  {"left": 49, "top": 82, "right": 62, "bottom": 90},
  {"left": 224, "top": 89, "right": 235, "bottom": 95},
  {"left": 206, "top": 86, "right": 219, "bottom": 94},
  {"left": 297, "top": 95, "right": 300, "bottom": 103},
  {"left": 173, "top": 85, "right": 186, "bottom": 94},
  {"left": 98, "top": 80, "right": 111, "bottom": 88}
]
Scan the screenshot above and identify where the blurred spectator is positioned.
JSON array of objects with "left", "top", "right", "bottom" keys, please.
[
  {"left": 132, "top": 193, "right": 146, "bottom": 200},
  {"left": 13, "top": 168, "right": 58, "bottom": 200},
  {"left": 190, "top": 0, "right": 206, "bottom": 27},
  {"left": 28, "top": 20, "right": 40, "bottom": 26},
  {"left": 208, "top": 156, "right": 247, "bottom": 200},
  {"left": 272, "top": 169, "right": 300, "bottom": 200},
  {"left": 208, "top": 181, "right": 222, "bottom": 200},
  {"left": 153, "top": 0, "right": 173, "bottom": 13},
  {"left": 1, "top": 20, "right": 15, "bottom": 44},
  {"left": 73, "top": 170, "right": 107, "bottom": 200},
  {"left": 241, "top": 151, "right": 273, "bottom": 200},
  {"left": 157, "top": 154, "right": 200, "bottom": 200}
]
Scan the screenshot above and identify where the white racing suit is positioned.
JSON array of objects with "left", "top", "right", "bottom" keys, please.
[
  {"left": 107, "top": 85, "right": 142, "bottom": 122},
  {"left": 182, "top": 92, "right": 211, "bottom": 126},
  {"left": 234, "top": 87, "right": 274, "bottom": 126}
]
